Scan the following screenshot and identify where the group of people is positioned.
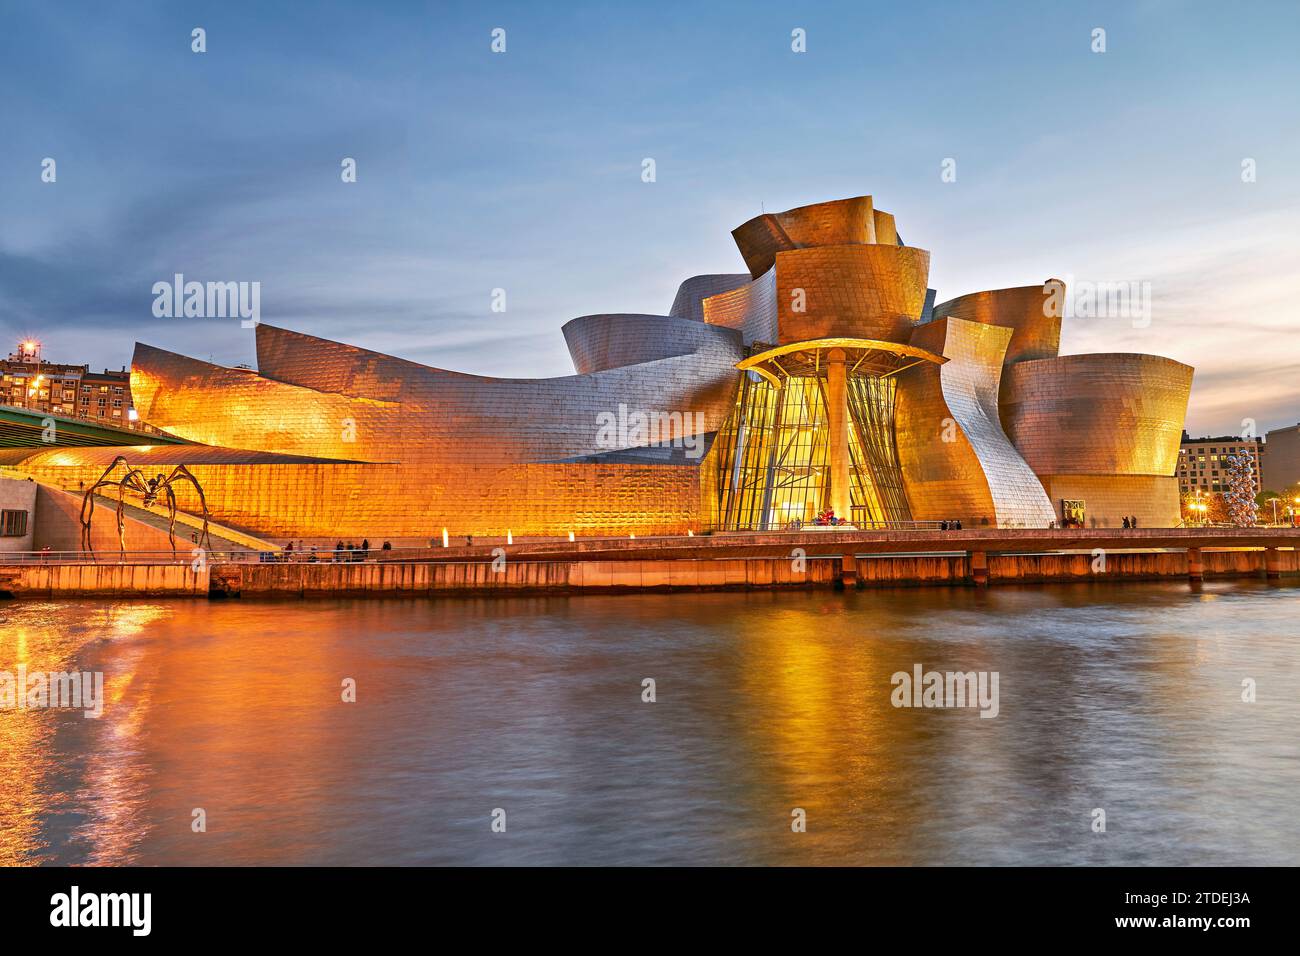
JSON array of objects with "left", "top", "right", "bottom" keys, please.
[
  {"left": 811, "top": 509, "right": 848, "bottom": 527},
  {"left": 938, "top": 519, "right": 963, "bottom": 531},
  {"left": 273, "top": 539, "right": 395, "bottom": 562},
  {"left": 1121, "top": 515, "right": 1140, "bottom": 528}
]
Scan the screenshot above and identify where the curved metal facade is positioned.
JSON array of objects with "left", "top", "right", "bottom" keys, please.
[
  {"left": 668, "top": 274, "right": 752, "bottom": 323},
  {"left": 561, "top": 314, "right": 737, "bottom": 375},
  {"left": 700, "top": 267, "right": 778, "bottom": 345},
  {"left": 931, "top": 283, "right": 1062, "bottom": 365},
  {"left": 732, "top": 197, "right": 891, "bottom": 277},
  {"left": 1001, "top": 354, "right": 1193, "bottom": 477},
  {"left": 773, "top": 245, "right": 930, "bottom": 345},
  {"left": 137, "top": 326, "right": 742, "bottom": 464},
  {"left": 896, "top": 318, "right": 1056, "bottom": 527},
  {"left": 999, "top": 353, "right": 1193, "bottom": 526}
]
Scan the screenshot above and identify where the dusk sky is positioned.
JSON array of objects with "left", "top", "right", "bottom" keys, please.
[{"left": 1, "top": 0, "right": 1297, "bottom": 435}]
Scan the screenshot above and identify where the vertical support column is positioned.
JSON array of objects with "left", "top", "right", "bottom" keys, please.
[
  {"left": 1264, "top": 547, "right": 1281, "bottom": 580},
  {"left": 839, "top": 552, "right": 859, "bottom": 589},
  {"left": 970, "top": 550, "right": 988, "bottom": 587},
  {"left": 826, "top": 348, "right": 852, "bottom": 524},
  {"left": 1187, "top": 548, "right": 1203, "bottom": 583}
]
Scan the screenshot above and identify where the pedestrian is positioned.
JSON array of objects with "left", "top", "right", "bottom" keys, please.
[
  {"left": 335, "top": 539, "right": 344, "bottom": 562},
  {"left": 382, "top": 540, "right": 392, "bottom": 551},
  {"left": 1122, "top": 516, "right": 1130, "bottom": 529},
  {"left": 361, "top": 538, "right": 370, "bottom": 560},
  {"left": 940, "top": 520, "right": 948, "bottom": 531},
  {"left": 466, "top": 534, "right": 473, "bottom": 546},
  {"left": 955, "top": 519, "right": 962, "bottom": 530},
  {"left": 1131, "top": 515, "right": 1138, "bottom": 528}
]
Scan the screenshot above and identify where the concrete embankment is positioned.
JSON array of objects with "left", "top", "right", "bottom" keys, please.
[
  {"left": 0, "top": 563, "right": 209, "bottom": 597},
  {"left": 1, "top": 548, "right": 1296, "bottom": 598}
]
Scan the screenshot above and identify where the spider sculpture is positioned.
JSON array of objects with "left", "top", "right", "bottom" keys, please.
[{"left": 79, "top": 455, "right": 213, "bottom": 558}]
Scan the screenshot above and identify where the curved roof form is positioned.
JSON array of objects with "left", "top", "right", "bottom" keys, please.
[
  {"left": 736, "top": 337, "right": 944, "bottom": 388},
  {"left": 930, "top": 282, "right": 1063, "bottom": 365},
  {"left": 561, "top": 313, "right": 740, "bottom": 375},
  {"left": 668, "top": 274, "right": 752, "bottom": 323},
  {"left": 701, "top": 267, "right": 778, "bottom": 345},
  {"left": 132, "top": 319, "right": 745, "bottom": 466},
  {"left": 731, "top": 196, "right": 908, "bottom": 278}
]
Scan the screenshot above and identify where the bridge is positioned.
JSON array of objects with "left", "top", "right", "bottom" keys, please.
[{"left": 0, "top": 404, "right": 185, "bottom": 448}]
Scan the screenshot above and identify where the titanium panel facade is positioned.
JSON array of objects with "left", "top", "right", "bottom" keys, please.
[
  {"left": 931, "top": 283, "right": 1063, "bottom": 365},
  {"left": 668, "top": 274, "right": 752, "bottom": 323},
  {"left": 700, "top": 267, "right": 779, "bottom": 345},
  {"left": 561, "top": 313, "right": 739, "bottom": 375},
  {"left": 999, "top": 353, "right": 1193, "bottom": 527},
  {"left": 194, "top": 323, "right": 744, "bottom": 464},
  {"left": 1001, "top": 354, "right": 1193, "bottom": 477},
  {"left": 896, "top": 318, "right": 1056, "bottom": 527},
  {"left": 774, "top": 245, "right": 930, "bottom": 345}
]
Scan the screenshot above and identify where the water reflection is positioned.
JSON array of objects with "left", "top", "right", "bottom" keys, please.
[{"left": 1, "top": 581, "right": 1298, "bottom": 865}]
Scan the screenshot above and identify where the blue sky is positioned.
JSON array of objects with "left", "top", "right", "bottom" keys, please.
[{"left": 1, "top": 0, "right": 1297, "bottom": 434}]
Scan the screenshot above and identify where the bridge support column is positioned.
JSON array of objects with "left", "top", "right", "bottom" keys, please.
[
  {"left": 969, "top": 550, "right": 988, "bottom": 587},
  {"left": 1264, "top": 547, "right": 1281, "bottom": 580},
  {"left": 839, "top": 553, "right": 859, "bottom": 589},
  {"left": 1187, "top": 548, "right": 1203, "bottom": 583}
]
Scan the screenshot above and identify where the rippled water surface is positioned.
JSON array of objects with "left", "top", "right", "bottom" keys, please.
[{"left": 2, "top": 580, "right": 1298, "bottom": 865}]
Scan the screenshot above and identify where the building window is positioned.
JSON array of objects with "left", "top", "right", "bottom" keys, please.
[{"left": 0, "top": 509, "right": 28, "bottom": 537}]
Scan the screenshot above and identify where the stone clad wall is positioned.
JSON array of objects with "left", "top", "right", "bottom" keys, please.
[{"left": 0, "top": 476, "right": 37, "bottom": 552}]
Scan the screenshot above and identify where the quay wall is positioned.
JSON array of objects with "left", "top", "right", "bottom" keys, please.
[{"left": 0, "top": 549, "right": 1296, "bottom": 598}]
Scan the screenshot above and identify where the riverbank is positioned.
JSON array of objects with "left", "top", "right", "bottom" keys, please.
[{"left": 2, "top": 546, "right": 1297, "bottom": 598}]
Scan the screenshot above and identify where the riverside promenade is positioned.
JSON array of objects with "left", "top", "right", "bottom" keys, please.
[{"left": 1, "top": 528, "right": 1298, "bottom": 598}]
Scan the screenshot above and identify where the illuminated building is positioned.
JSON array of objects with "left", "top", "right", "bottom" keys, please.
[{"left": 0, "top": 197, "right": 1194, "bottom": 536}]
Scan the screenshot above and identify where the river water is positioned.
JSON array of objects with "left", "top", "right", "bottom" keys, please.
[{"left": 2, "top": 580, "right": 1297, "bottom": 866}]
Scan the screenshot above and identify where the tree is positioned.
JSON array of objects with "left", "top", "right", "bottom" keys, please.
[
  {"left": 1223, "top": 452, "right": 1259, "bottom": 527},
  {"left": 1181, "top": 490, "right": 1225, "bottom": 526}
]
